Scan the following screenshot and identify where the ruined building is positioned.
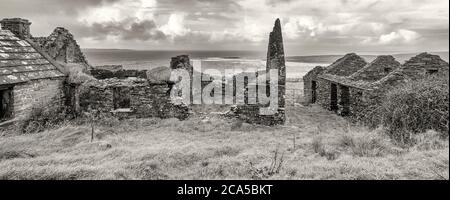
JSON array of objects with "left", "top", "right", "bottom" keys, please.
[
  {"left": 66, "top": 51, "right": 189, "bottom": 120},
  {"left": 230, "top": 19, "right": 286, "bottom": 125},
  {"left": 303, "top": 52, "right": 449, "bottom": 116},
  {"left": 1, "top": 18, "right": 190, "bottom": 130},
  {"left": 0, "top": 18, "right": 67, "bottom": 126},
  {"left": 76, "top": 76, "right": 189, "bottom": 120},
  {"left": 32, "top": 27, "right": 89, "bottom": 68},
  {"left": 165, "top": 20, "right": 287, "bottom": 125}
]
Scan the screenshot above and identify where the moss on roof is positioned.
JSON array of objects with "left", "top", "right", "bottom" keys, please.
[{"left": 0, "top": 30, "right": 65, "bottom": 85}]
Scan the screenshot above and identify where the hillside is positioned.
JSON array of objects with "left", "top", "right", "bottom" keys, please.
[
  {"left": 286, "top": 52, "right": 449, "bottom": 64},
  {"left": 0, "top": 105, "right": 447, "bottom": 180}
]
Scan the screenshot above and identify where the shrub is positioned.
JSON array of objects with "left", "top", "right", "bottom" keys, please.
[
  {"left": 249, "top": 147, "right": 285, "bottom": 179},
  {"left": 360, "top": 74, "right": 449, "bottom": 144},
  {"left": 311, "top": 137, "right": 339, "bottom": 160},
  {"left": 338, "top": 131, "right": 391, "bottom": 157},
  {"left": 21, "top": 102, "right": 69, "bottom": 133}
]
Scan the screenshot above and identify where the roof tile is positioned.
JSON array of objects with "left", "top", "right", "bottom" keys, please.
[{"left": 0, "top": 29, "right": 65, "bottom": 84}]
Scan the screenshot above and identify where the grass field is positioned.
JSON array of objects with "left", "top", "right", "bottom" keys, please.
[{"left": 0, "top": 105, "right": 448, "bottom": 180}]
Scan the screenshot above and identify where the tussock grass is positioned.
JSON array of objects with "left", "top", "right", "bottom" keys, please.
[
  {"left": 359, "top": 75, "right": 449, "bottom": 144},
  {"left": 0, "top": 106, "right": 448, "bottom": 180}
]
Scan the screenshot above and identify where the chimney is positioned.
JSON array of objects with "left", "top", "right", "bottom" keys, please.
[{"left": 0, "top": 18, "right": 32, "bottom": 39}]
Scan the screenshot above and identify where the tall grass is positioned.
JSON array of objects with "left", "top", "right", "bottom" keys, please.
[
  {"left": 20, "top": 102, "right": 69, "bottom": 134},
  {"left": 360, "top": 74, "right": 449, "bottom": 144}
]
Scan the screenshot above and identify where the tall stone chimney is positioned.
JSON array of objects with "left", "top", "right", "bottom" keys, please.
[
  {"left": 266, "top": 18, "right": 286, "bottom": 109},
  {"left": 0, "top": 18, "right": 32, "bottom": 39}
]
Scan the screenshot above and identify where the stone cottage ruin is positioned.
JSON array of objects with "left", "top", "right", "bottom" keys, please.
[
  {"left": 167, "top": 19, "right": 287, "bottom": 126},
  {"left": 0, "top": 18, "right": 67, "bottom": 127},
  {"left": 303, "top": 52, "right": 449, "bottom": 116},
  {"left": 0, "top": 18, "right": 190, "bottom": 130},
  {"left": 76, "top": 69, "right": 189, "bottom": 120},
  {"left": 229, "top": 18, "right": 286, "bottom": 125}
]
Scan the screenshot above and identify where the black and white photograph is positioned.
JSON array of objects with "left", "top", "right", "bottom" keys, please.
[{"left": 0, "top": 0, "right": 448, "bottom": 188}]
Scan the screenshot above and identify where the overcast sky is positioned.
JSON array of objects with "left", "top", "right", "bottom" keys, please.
[{"left": 0, "top": 0, "right": 448, "bottom": 55}]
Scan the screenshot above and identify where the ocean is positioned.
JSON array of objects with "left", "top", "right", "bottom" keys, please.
[
  {"left": 82, "top": 50, "right": 328, "bottom": 79},
  {"left": 82, "top": 49, "right": 449, "bottom": 79}
]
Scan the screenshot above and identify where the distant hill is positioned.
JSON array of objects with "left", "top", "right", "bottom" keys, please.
[
  {"left": 82, "top": 48, "right": 137, "bottom": 53},
  {"left": 286, "top": 52, "right": 449, "bottom": 64}
]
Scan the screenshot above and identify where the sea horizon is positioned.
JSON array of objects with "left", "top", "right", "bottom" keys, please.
[{"left": 82, "top": 49, "right": 449, "bottom": 79}]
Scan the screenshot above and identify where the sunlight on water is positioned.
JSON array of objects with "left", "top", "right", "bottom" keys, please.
[{"left": 84, "top": 50, "right": 330, "bottom": 79}]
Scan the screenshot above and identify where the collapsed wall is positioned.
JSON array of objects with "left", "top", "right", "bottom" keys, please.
[
  {"left": 90, "top": 65, "right": 148, "bottom": 79},
  {"left": 32, "top": 27, "right": 90, "bottom": 68},
  {"left": 230, "top": 19, "right": 286, "bottom": 125},
  {"left": 77, "top": 78, "right": 189, "bottom": 120}
]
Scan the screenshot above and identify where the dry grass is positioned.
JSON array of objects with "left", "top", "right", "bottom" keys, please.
[
  {"left": 359, "top": 74, "right": 449, "bottom": 144},
  {"left": 0, "top": 105, "right": 448, "bottom": 180}
]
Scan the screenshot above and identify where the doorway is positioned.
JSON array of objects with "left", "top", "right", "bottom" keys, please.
[
  {"left": 330, "top": 83, "right": 338, "bottom": 111},
  {"left": 0, "top": 88, "right": 13, "bottom": 122},
  {"left": 311, "top": 81, "right": 317, "bottom": 103},
  {"left": 340, "top": 85, "right": 350, "bottom": 116}
]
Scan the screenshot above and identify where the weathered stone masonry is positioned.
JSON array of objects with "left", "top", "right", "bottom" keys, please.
[
  {"left": 231, "top": 19, "right": 286, "bottom": 125},
  {"left": 303, "top": 52, "right": 449, "bottom": 117},
  {"left": 1, "top": 18, "right": 67, "bottom": 127},
  {"left": 32, "top": 27, "right": 89, "bottom": 67},
  {"left": 166, "top": 20, "right": 287, "bottom": 126},
  {"left": 13, "top": 78, "right": 65, "bottom": 120},
  {"left": 78, "top": 78, "right": 189, "bottom": 120}
]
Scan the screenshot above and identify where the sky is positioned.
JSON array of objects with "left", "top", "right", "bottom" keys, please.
[{"left": 0, "top": 0, "right": 448, "bottom": 55}]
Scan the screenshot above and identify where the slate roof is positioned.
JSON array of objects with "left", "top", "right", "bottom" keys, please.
[{"left": 0, "top": 29, "right": 65, "bottom": 85}]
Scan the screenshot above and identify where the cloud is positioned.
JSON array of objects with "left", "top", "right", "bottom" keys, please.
[
  {"left": 283, "top": 16, "right": 324, "bottom": 39},
  {"left": 88, "top": 18, "right": 166, "bottom": 41},
  {"left": 362, "top": 29, "right": 421, "bottom": 45},
  {"left": 160, "top": 13, "right": 190, "bottom": 38},
  {"left": 0, "top": 0, "right": 447, "bottom": 52},
  {"left": 378, "top": 29, "right": 421, "bottom": 44},
  {"left": 79, "top": 0, "right": 156, "bottom": 24}
]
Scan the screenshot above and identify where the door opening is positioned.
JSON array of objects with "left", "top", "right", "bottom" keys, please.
[
  {"left": 0, "top": 88, "right": 13, "bottom": 122},
  {"left": 330, "top": 83, "right": 338, "bottom": 111},
  {"left": 311, "top": 81, "right": 317, "bottom": 103},
  {"left": 340, "top": 85, "right": 350, "bottom": 116}
]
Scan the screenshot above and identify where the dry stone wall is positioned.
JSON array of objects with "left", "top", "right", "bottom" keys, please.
[
  {"left": 33, "top": 27, "right": 89, "bottom": 67},
  {"left": 78, "top": 78, "right": 189, "bottom": 120},
  {"left": 230, "top": 19, "right": 286, "bottom": 125},
  {"left": 12, "top": 78, "right": 66, "bottom": 121},
  {"left": 303, "top": 66, "right": 326, "bottom": 105}
]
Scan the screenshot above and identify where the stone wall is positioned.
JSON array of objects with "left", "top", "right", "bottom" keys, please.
[
  {"left": 266, "top": 18, "right": 286, "bottom": 109},
  {"left": 90, "top": 68, "right": 148, "bottom": 80},
  {"left": 0, "top": 18, "right": 31, "bottom": 39},
  {"left": 230, "top": 104, "right": 285, "bottom": 126},
  {"left": 12, "top": 78, "right": 66, "bottom": 121},
  {"left": 325, "top": 53, "right": 367, "bottom": 76},
  {"left": 229, "top": 19, "right": 286, "bottom": 126},
  {"left": 399, "top": 52, "right": 449, "bottom": 79},
  {"left": 315, "top": 78, "right": 331, "bottom": 110},
  {"left": 170, "top": 55, "right": 193, "bottom": 76},
  {"left": 32, "top": 27, "right": 89, "bottom": 67},
  {"left": 315, "top": 77, "right": 367, "bottom": 116},
  {"left": 350, "top": 55, "right": 400, "bottom": 81},
  {"left": 303, "top": 66, "right": 326, "bottom": 105},
  {"left": 78, "top": 78, "right": 189, "bottom": 120}
]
